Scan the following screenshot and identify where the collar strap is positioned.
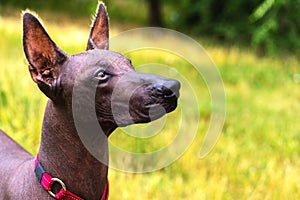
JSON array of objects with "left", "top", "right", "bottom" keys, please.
[{"left": 34, "top": 156, "right": 109, "bottom": 200}]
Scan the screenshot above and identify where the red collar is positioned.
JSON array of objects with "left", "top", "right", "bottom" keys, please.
[{"left": 34, "top": 155, "right": 109, "bottom": 200}]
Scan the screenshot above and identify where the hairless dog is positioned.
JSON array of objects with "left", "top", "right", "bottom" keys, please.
[{"left": 0, "top": 2, "right": 180, "bottom": 199}]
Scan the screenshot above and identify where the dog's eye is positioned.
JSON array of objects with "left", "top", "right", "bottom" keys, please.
[
  {"left": 94, "top": 70, "right": 110, "bottom": 81},
  {"left": 97, "top": 70, "right": 106, "bottom": 78}
]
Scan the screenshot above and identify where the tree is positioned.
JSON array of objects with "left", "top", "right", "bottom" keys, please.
[{"left": 146, "top": 0, "right": 163, "bottom": 26}]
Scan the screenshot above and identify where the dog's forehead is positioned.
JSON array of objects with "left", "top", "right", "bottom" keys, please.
[
  {"left": 88, "top": 50, "right": 130, "bottom": 67},
  {"left": 73, "top": 50, "right": 132, "bottom": 72},
  {"left": 69, "top": 50, "right": 134, "bottom": 76}
]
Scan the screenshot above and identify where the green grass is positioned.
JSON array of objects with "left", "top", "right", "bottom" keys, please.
[{"left": 1, "top": 10, "right": 300, "bottom": 200}]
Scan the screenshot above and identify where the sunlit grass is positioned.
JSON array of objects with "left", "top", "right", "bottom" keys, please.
[{"left": 0, "top": 11, "right": 300, "bottom": 200}]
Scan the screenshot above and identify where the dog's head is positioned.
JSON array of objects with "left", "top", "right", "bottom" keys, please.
[{"left": 23, "top": 3, "right": 180, "bottom": 135}]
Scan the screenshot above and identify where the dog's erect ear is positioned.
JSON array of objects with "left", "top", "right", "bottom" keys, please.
[
  {"left": 23, "top": 12, "right": 67, "bottom": 101},
  {"left": 86, "top": 2, "right": 109, "bottom": 50}
]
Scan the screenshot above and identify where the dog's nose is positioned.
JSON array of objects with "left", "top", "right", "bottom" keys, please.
[{"left": 154, "top": 79, "right": 180, "bottom": 98}]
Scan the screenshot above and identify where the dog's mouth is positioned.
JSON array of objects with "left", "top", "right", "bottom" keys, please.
[
  {"left": 148, "top": 92, "right": 179, "bottom": 113},
  {"left": 128, "top": 102, "right": 178, "bottom": 125},
  {"left": 146, "top": 98, "right": 178, "bottom": 120},
  {"left": 128, "top": 85, "right": 180, "bottom": 124}
]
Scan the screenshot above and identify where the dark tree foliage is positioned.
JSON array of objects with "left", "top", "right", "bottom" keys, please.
[{"left": 166, "top": 0, "right": 300, "bottom": 55}]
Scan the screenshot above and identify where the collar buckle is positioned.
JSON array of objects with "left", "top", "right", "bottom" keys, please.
[{"left": 48, "top": 177, "right": 67, "bottom": 198}]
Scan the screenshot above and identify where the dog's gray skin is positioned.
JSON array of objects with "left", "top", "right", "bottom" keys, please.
[{"left": 0, "top": 3, "right": 180, "bottom": 200}]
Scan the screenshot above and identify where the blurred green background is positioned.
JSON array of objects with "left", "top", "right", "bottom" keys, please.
[
  {"left": 0, "top": 0, "right": 300, "bottom": 199},
  {"left": 2, "top": 0, "right": 300, "bottom": 55}
]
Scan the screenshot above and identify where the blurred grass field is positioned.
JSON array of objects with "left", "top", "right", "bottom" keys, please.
[{"left": 1, "top": 8, "right": 300, "bottom": 200}]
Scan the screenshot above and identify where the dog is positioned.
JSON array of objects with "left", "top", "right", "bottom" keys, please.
[{"left": 0, "top": 2, "right": 180, "bottom": 199}]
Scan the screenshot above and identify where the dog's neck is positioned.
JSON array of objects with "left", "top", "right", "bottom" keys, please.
[{"left": 37, "top": 100, "right": 112, "bottom": 199}]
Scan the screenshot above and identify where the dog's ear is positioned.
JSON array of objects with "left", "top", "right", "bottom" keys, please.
[
  {"left": 23, "top": 12, "right": 67, "bottom": 101},
  {"left": 86, "top": 2, "right": 109, "bottom": 50}
]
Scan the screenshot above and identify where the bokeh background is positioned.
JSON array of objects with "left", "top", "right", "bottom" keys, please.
[{"left": 0, "top": 0, "right": 299, "bottom": 199}]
